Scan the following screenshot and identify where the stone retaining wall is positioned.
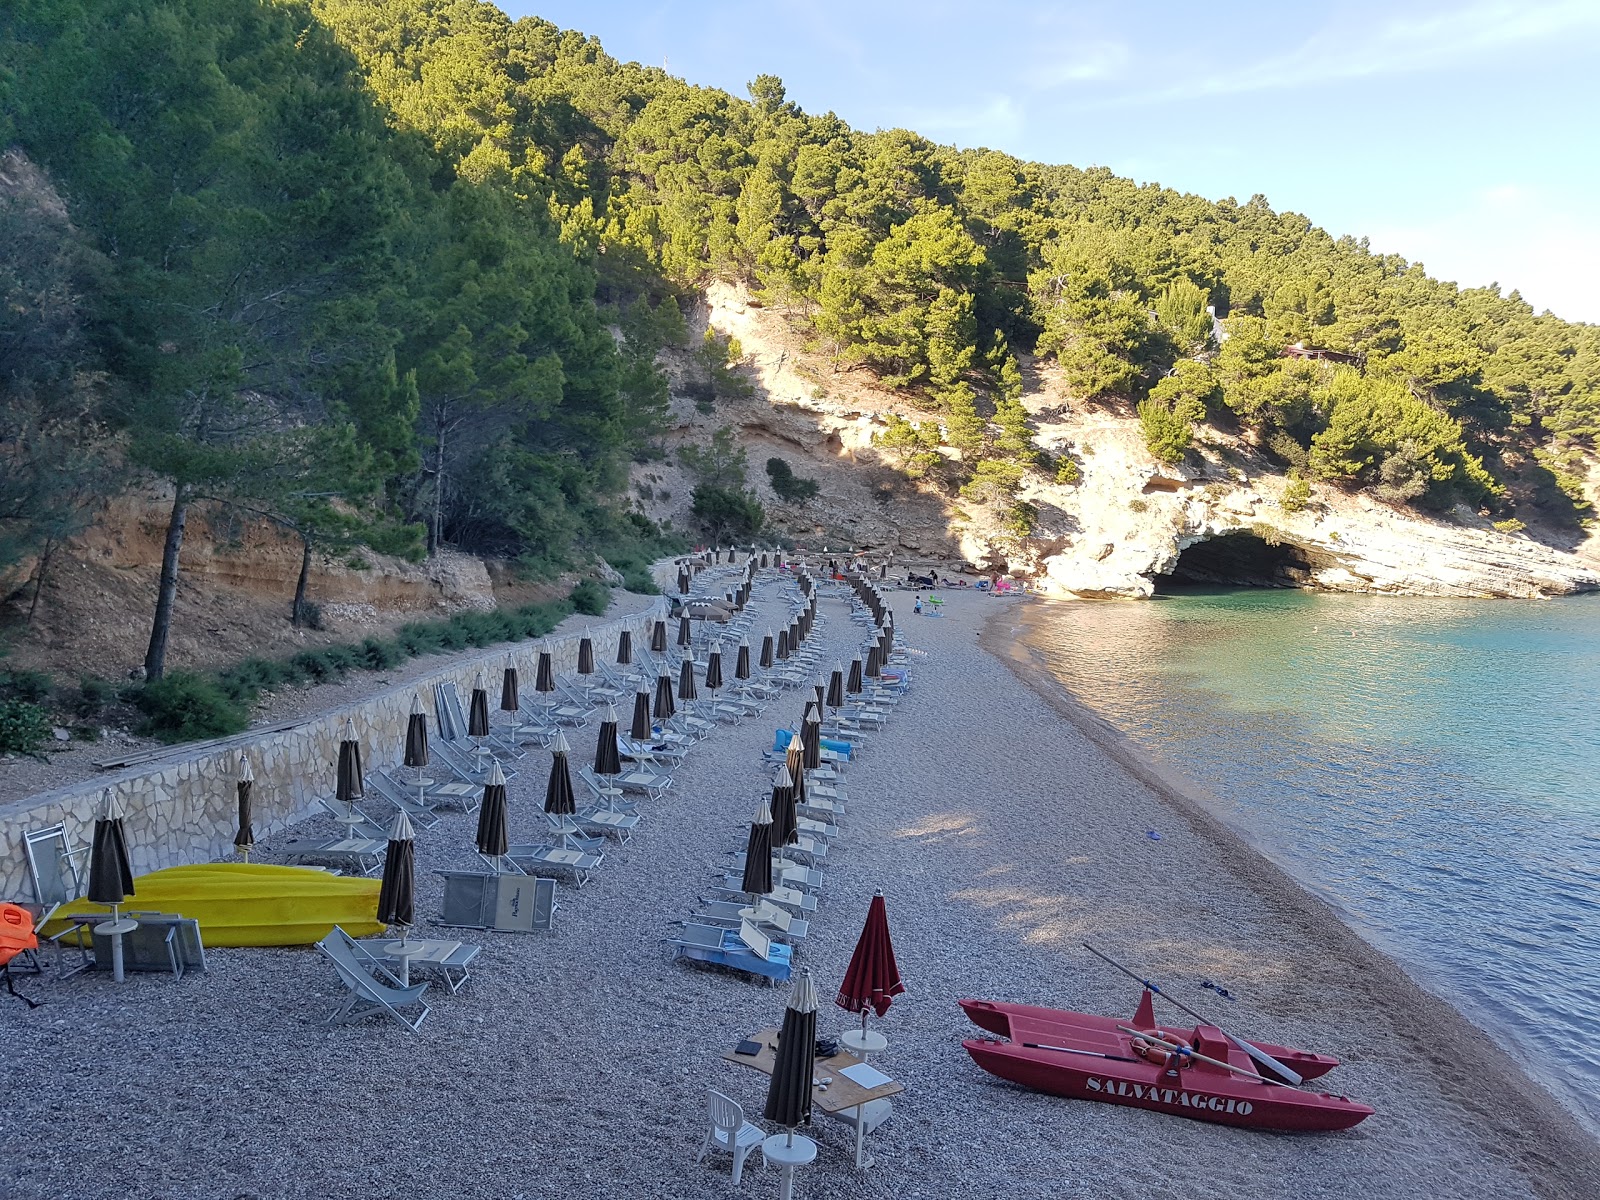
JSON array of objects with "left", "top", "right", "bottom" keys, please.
[{"left": 0, "top": 603, "right": 666, "bottom": 902}]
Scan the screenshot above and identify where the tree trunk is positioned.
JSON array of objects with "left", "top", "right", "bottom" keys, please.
[
  {"left": 143, "top": 484, "right": 189, "bottom": 682},
  {"left": 291, "top": 535, "right": 312, "bottom": 627},
  {"left": 26, "top": 537, "right": 55, "bottom": 625},
  {"left": 430, "top": 412, "right": 446, "bottom": 557}
]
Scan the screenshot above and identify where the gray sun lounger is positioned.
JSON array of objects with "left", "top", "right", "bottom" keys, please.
[
  {"left": 504, "top": 843, "right": 603, "bottom": 887},
  {"left": 90, "top": 912, "right": 207, "bottom": 978},
  {"left": 364, "top": 773, "right": 444, "bottom": 827},
  {"left": 697, "top": 901, "right": 810, "bottom": 943},
  {"left": 318, "top": 926, "right": 430, "bottom": 1032},
  {"left": 282, "top": 831, "right": 387, "bottom": 876},
  {"left": 439, "top": 869, "right": 557, "bottom": 933},
  {"left": 707, "top": 883, "right": 818, "bottom": 914},
  {"left": 358, "top": 937, "right": 481, "bottom": 993}
]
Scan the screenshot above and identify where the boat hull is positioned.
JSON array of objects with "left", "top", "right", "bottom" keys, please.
[{"left": 962, "top": 1037, "right": 1374, "bottom": 1133}]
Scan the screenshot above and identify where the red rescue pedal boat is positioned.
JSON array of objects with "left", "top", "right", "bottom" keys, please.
[{"left": 960, "top": 992, "right": 1374, "bottom": 1133}]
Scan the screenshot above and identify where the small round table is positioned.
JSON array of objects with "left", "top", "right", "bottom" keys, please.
[
  {"left": 385, "top": 939, "right": 423, "bottom": 987},
  {"left": 95, "top": 917, "right": 139, "bottom": 983},
  {"left": 840, "top": 1028, "right": 888, "bottom": 1061},
  {"left": 762, "top": 1133, "right": 817, "bottom": 1200}
]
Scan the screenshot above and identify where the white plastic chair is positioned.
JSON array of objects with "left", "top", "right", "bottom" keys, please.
[{"left": 697, "top": 1088, "right": 764, "bottom": 1185}]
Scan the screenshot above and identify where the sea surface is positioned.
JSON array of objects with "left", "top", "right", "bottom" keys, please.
[{"left": 1019, "top": 588, "right": 1600, "bottom": 1135}]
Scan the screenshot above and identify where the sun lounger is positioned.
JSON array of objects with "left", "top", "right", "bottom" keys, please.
[
  {"left": 668, "top": 920, "right": 792, "bottom": 985},
  {"left": 697, "top": 900, "right": 810, "bottom": 943},
  {"left": 358, "top": 936, "right": 481, "bottom": 993},
  {"left": 576, "top": 807, "right": 641, "bottom": 842},
  {"left": 540, "top": 814, "right": 610, "bottom": 854},
  {"left": 282, "top": 833, "right": 387, "bottom": 875},
  {"left": 708, "top": 884, "right": 818, "bottom": 914},
  {"left": 364, "top": 773, "right": 444, "bottom": 827},
  {"left": 436, "top": 682, "right": 521, "bottom": 755},
  {"left": 578, "top": 762, "right": 671, "bottom": 802},
  {"left": 91, "top": 912, "right": 206, "bottom": 978},
  {"left": 318, "top": 926, "right": 430, "bottom": 1032},
  {"left": 438, "top": 870, "right": 557, "bottom": 933},
  {"left": 505, "top": 843, "right": 603, "bottom": 887}
]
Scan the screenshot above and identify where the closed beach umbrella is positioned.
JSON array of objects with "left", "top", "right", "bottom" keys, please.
[
  {"left": 786, "top": 732, "right": 808, "bottom": 814},
  {"left": 578, "top": 632, "right": 595, "bottom": 676},
  {"left": 760, "top": 552, "right": 770, "bottom": 569},
  {"left": 87, "top": 789, "right": 134, "bottom": 907},
  {"left": 678, "top": 653, "right": 699, "bottom": 702},
  {"left": 788, "top": 619, "right": 801, "bottom": 649},
  {"left": 812, "top": 680, "right": 825, "bottom": 713},
  {"left": 654, "top": 671, "right": 677, "bottom": 720},
  {"left": 847, "top": 658, "right": 864, "bottom": 695},
  {"left": 865, "top": 643, "right": 882, "bottom": 680},
  {"left": 801, "top": 703, "right": 821, "bottom": 769},
  {"left": 476, "top": 760, "right": 510, "bottom": 858},
  {"left": 234, "top": 757, "right": 254, "bottom": 861},
  {"left": 776, "top": 629, "right": 790, "bottom": 661},
  {"left": 376, "top": 809, "right": 416, "bottom": 932},
  {"left": 500, "top": 658, "right": 519, "bottom": 713},
  {"left": 770, "top": 764, "right": 798, "bottom": 848},
  {"left": 760, "top": 631, "right": 776, "bottom": 670},
  {"left": 741, "top": 793, "right": 774, "bottom": 896},
  {"left": 468, "top": 673, "right": 491, "bottom": 737},
  {"left": 336, "top": 718, "right": 365, "bottom": 805},
  {"left": 404, "top": 694, "right": 429, "bottom": 768},
  {"left": 535, "top": 647, "right": 556, "bottom": 694},
  {"left": 735, "top": 638, "right": 752, "bottom": 681},
  {"left": 705, "top": 643, "right": 724, "bottom": 691},
  {"left": 617, "top": 629, "right": 633, "bottom": 666},
  {"left": 826, "top": 664, "right": 844, "bottom": 710},
  {"left": 651, "top": 619, "right": 668, "bottom": 653},
  {"left": 678, "top": 568, "right": 691, "bottom": 595},
  {"left": 594, "top": 705, "right": 623, "bottom": 777},
  {"left": 837, "top": 890, "right": 906, "bottom": 1031},
  {"left": 764, "top": 969, "right": 819, "bottom": 1132},
  {"left": 631, "top": 690, "right": 653, "bottom": 741},
  {"left": 678, "top": 614, "right": 693, "bottom": 647},
  {"left": 544, "top": 732, "right": 577, "bottom": 815}
]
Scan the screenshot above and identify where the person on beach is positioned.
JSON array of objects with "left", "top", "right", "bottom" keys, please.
[{"left": 914, "top": 594, "right": 922, "bottom": 615}]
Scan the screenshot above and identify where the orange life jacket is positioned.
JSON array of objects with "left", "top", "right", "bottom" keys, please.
[{"left": 0, "top": 902, "right": 38, "bottom": 966}]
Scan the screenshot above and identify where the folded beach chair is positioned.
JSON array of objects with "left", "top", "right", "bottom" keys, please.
[
  {"left": 318, "top": 926, "right": 430, "bottom": 1032},
  {"left": 697, "top": 900, "right": 810, "bottom": 944},
  {"left": 667, "top": 920, "right": 792, "bottom": 985},
  {"left": 431, "top": 739, "right": 516, "bottom": 789},
  {"left": 436, "top": 682, "right": 521, "bottom": 756},
  {"left": 90, "top": 912, "right": 206, "bottom": 979}
]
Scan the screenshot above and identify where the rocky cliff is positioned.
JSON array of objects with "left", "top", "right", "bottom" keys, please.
[{"left": 637, "top": 283, "right": 1600, "bottom": 601}]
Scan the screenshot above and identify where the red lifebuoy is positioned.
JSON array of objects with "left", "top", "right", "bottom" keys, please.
[{"left": 1131, "top": 1029, "right": 1192, "bottom": 1070}]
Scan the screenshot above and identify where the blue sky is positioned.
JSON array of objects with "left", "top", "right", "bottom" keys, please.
[{"left": 504, "top": 1, "right": 1600, "bottom": 324}]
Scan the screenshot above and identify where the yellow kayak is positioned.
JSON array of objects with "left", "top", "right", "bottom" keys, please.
[{"left": 42, "top": 863, "right": 384, "bottom": 947}]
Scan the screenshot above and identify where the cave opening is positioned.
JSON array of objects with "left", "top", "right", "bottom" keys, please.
[{"left": 1158, "top": 532, "right": 1313, "bottom": 589}]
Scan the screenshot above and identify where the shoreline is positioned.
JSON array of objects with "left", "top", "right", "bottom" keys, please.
[{"left": 982, "top": 595, "right": 1600, "bottom": 1193}]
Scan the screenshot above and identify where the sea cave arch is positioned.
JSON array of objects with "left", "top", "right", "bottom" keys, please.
[{"left": 1157, "top": 531, "right": 1314, "bottom": 589}]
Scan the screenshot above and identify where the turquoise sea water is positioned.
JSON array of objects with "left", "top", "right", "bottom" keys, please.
[{"left": 1021, "top": 589, "right": 1600, "bottom": 1134}]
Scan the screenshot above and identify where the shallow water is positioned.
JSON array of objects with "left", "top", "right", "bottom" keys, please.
[{"left": 1020, "top": 588, "right": 1600, "bottom": 1134}]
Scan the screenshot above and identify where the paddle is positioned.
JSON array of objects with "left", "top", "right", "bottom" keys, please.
[
  {"left": 1083, "top": 942, "right": 1305, "bottom": 1086},
  {"left": 1115, "top": 1025, "right": 1285, "bottom": 1086},
  {"left": 1022, "top": 1042, "right": 1140, "bottom": 1064}
]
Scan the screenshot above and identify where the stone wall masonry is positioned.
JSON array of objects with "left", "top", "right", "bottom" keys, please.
[{"left": 0, "top": 602, "right": 667, "bottom": 903}]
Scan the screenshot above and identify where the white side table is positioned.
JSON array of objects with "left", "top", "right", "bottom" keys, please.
[
  {"left": 762, "top": 1133, "right": 817, "bottom": 1200},
  {"left": 840, "top": 1028, "right": 887, "bottom": 1061},
  {"left": 95, "top": 917, "right": 139, "bottom": 983},
  {"left": 384, "top": 939, "right": 423, "bottom": 987}
]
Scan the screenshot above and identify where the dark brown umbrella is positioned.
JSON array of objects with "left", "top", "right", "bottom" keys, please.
[
  {"left": 760, "top": 552, "right": 770, "bottom": 569},
  {"left": 741, "top": 793, "right": 774, "bottom": 896},
  {"left": 735, "top": 638, "right": 752, "bottom": 680},
  {"left": 544, "top": 732, "right": 577, "bottom": 815},
  {"left": 865, "top": 643, "right": 882, "bottom": 679},
  {"left": 705, "top": 644, "right": 724, "bottom": 691},
  {"left": 836, "top": 890, "right": 906, "bottom": 1029},
  {"left": 577, "top": 632, "right": 595, "bottom": 675},
  {"left": 678, "top": 614, "right": 693, "bottom": 647},
  {"left": 616, "top": 629, "right": 633, "bottom": 666},
  {"left": 469, "top": 673, "right": 491, "bottom": 737},
  {"left": 760, "top": 631, "right": 776, "bottom": 669},
  {"left": 336, "top": 719, "right": 365, "bottom": 805},
  {"left": 234, "top": 758, "right": 254, "bottom": 861},
  {"left": 764, "top": 969, "right": 819, "bottom": 1133},
  {"left": 678, "top": 654, "right": 699, "bottom": 702},
  {"left": 86, "top": 789, "right": 134, "bottom": 908},
  {"left": 399, "top": 694, "right": 429, "bottom": 769},
  {"left": 535, "top": 647, "right": 556, "bottom": 694},
  {"left": 826, "top": 663, "right": 845, "bottom": 710},
  {"left": 653, "top": 672, "right": 676, "bottom": 720},
  {"left": 376, "top": 809, "right": 416, "bottom": 932},
  {"left": 677, "top": 568, "right": 691, "bottom": 595},
  {"left": 847, "top": 658, "right": 864, "bottom": 694},
  {"left": 500, "top": 659, "right": 519, "bottom": 712},
  {"left": 770, "top": 764, "right": 798, "bottom": 847},
  {"left": 594, "top": 705, "right": 623, "bottom": 777},
  {"left": 812, "top": 680, "right": 826, "bottom": 712},
  {"left": 631, "top": 690, "right": 653, "bottom": 741},
  {"left": 651, "top": 619, "right": 668, "bottom": 653},
  {"left": 775, "top": 629, "right": 790, "bottom": 661},
  {"left": 788, "top": 619, "right": 801, "bottom": 649},
  {"left": 801, "top": 703, "right": 821, "bottom": 769},
  {"left": 475, "top": 760, "right": 510, "bottom": 858}
]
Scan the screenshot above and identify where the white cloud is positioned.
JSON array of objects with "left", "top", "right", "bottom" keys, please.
[
  {"left": 1025, "top": 39, "right": 1130, "bottom": 89},
  {"left": 1363, "top": 185, "right": 1600, "bottom": 323},
  {"left": 886, "top": 94, "right": 1026, "bottom": 145}
]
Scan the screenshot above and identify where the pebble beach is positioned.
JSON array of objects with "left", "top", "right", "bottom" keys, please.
[{"left": 6, "top": 578, "right": 1597, "bottom": 1200}]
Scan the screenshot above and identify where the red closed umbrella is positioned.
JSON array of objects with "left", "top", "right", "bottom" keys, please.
[{"left": 836, "top": 890, "right": 905, "bottom": 1032}]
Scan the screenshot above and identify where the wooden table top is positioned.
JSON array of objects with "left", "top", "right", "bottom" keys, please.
[{"left": 721, "top": 1026, "right": 905, "bottom": 1113}]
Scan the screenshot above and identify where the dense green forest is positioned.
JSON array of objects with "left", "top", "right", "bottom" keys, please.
[{"left": 3, "top": 0, "right": 1598, "bottom": 680}]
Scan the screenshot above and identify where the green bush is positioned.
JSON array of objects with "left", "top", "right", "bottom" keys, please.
[
  {"left": 1055, "top": 457, "right": 1081, "bottom": 486},
  {"left": 691, "top": 484, "right": 765, "bottom": 542},
  {"left": 1493, "top": 517, "right": 1527, "bottom": 534},
  {"left": 1137, "top": 398, "right": 1194, "bottom": 465},
  {"left": 73, "top": 676, "right": 116, "bottom": 720},
  {"left": 570, "top": 578, "right": 610, "bottom": 616},
  {"left": 133, "top": 673, "right": 249, "bottom": 743},
  {"left": 765, "top": 457, "right": 820, "bottom": 503},
  {"left": 0, "top": 699, "right": 51, "bottom": 757},
  {"left": 1282, "top": 474, "right": 1312, "bottom": 513},
  {"left": 0, "top": 670, "right": 53, "bottom": 704},
  {"left": 360, "top": 637, "right": 405, "bottom": 670}
]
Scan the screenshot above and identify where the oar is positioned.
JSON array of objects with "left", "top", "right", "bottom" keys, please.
[
  {"left": 1083, "top": 942, "right": 1305, "bottom": 1086},
  {"left": 1115, "top": 1025, "right": 1283, "bottom": 1086},
  {"left": 1022, "top": 1042, "right": 1140, "bottom": 1064}
]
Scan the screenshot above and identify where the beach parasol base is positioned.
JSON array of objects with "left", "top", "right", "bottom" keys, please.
[
  {"left": 761, "top": 1134, "right": 816, "bottom": 1200},
  {"left": 839, "top": 1027, "right": 887, "bottom": 1061},
  {"left": 95, "top": 915, "right": 139, "bottom": 983},
  {"left": 384, "top": 936, "right": 421, "bottom": 986}
]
